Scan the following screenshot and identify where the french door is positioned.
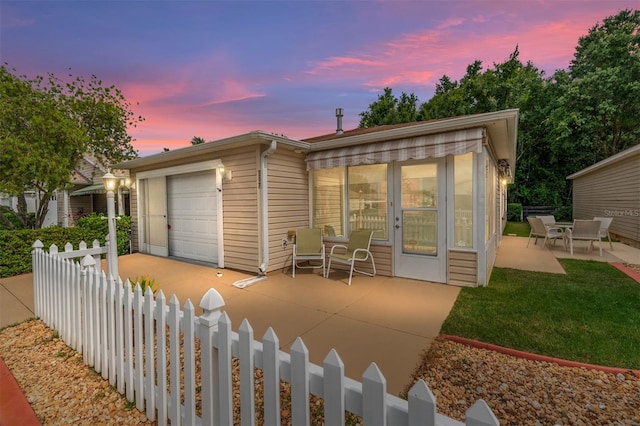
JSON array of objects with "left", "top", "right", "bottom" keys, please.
[{"left": 393, "top": 159, "right": 447, "bottom": 282}]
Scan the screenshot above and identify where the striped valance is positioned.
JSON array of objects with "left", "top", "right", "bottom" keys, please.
[{"left": 306, "top": 128, "right": 484, "bottom": 170}]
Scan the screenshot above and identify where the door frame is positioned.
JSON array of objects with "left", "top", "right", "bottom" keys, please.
[
  {"left": 136, "top": 160, "right": 226, "bottom": 267},
  {"left": 392, "top": 158, "right": 447, "bottom": 282}
]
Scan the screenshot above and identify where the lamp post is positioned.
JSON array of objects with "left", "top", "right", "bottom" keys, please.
[{"left": 103, "top": 172, "right": 119, "bottom": 281}]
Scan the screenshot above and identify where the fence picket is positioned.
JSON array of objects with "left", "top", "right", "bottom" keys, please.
[
  {"left": 408, "top": 379, "right": 436, "bottom": 426},
  {"left": 144, "top": 287, "right": 156, "bottom": 420},
  {"left": 323, "top": 349, "right": 345, "bottom": 426},
  {"left": 363, "top": 363, "right": 386, "bottom": 425},
  {"left": 291, "top": 338, "right": 310, "bottom": 425},
  {"left": 466, "top": 400, "right": 499, "bottom": 426},
  {"left": 218, "top": 313, "right": 234, "bottom": 426},
  {"left": 32, "top": 239, "right": 501, "bottom": 426},
  {"left": 115, "top": 278, "right": 125, "bottom": 394},
  {"left": 168, "top": 295, "right": 181, "bottom": 426},
  {"left": 262, "top": 327, "right": 280, "bottom": 426},
  {"left": 133, "top": 284, "right": 144, "bottom": 411},
  {"left": 239, "top": 319, "right": 255, "bottom": 426},
  {"left": 123, "top": 279, "right": 134, "bottom": 402},
  {"left": 155, "top": 290, "right": 167, "bottom": 425},
  {"left": 183, "top": 300, "right": 196, "bottom": 426}
]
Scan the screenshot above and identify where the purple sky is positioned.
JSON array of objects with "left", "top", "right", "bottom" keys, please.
[{"left": 1, "top": 1, "right": 637, "bottom": 157}]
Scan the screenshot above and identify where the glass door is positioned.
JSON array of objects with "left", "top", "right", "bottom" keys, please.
[{"left": 393, "top": 159, "right": 446, "bottom": 282}]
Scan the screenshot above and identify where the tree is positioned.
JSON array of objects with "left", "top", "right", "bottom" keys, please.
[
  {"left": 358, "top": 87, "right": 419, "bottom": 128},
  {"left": 553, "top": 9, "right": 640, "bottom": 161},
  {"left": 0, "top": 66, "right": 142, "bottom": 228},
  {"left": 191, "top": 136, "right": 206, "bottom": 145}
]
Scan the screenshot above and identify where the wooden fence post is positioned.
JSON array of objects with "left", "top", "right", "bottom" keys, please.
[{"left": 197, "top": 288, "right": 225, "bottom": 426}]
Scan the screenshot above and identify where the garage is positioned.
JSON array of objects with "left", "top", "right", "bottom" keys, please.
[{"left": 167, "top": 170, "right": 218, "bottom": 263}]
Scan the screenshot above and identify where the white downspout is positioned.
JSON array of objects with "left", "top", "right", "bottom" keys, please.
[{"left": 258, "top": 141, "right": 277, "bottom": 275}]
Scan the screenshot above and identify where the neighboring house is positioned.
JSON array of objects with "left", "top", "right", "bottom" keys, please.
[
  {"left": 59, "top": 155, "right": 130, "bottom": 227},
  {"left": 568, "top": 144, "right": 640, "bottom": 248},
  {"left": 1, "top": 154, "right": 130, "bottom": 228},
  {"left": 114, "top": 109, "right": 518, "bottom": 287}
]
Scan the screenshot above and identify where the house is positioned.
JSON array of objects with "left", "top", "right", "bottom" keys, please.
[
  {"left": 568, "top": 144, "right": 640, "bottom": 248},
  {"left": 1, "top": 154, "right": 130, "bottom": 227},
  {"left": 60, "top": 154, "right": 130, "bottom": 227},
  {"left": 114, "top": 109, "right": 518, "bottom": 286}
]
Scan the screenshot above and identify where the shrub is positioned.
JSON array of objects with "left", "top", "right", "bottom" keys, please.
[
  {"left": 552, "top": 205, "right": 573, "bottom": 222},
  {"left": 128, "top": 275, "right": 159, "bottom": 294},
  {"left": 0, "top": 215, "right": 131, "bottom": 278},
  {"left": 507, "top": 203, "right": 523, "bottom": 222}
]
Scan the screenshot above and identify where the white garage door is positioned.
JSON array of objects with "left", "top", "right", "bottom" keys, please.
[{"left": 167, "top": 170, "right": 218, "bottom": 263}]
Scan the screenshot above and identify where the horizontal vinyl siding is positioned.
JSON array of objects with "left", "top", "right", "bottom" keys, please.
[
  {"left": 572, "top": 152, "right": 640, "bottom": 245},
  {"left": 220, "top": 148, "right": 260, "bottom": 272},
  {"left": 267, "top": 150, "right": 309, "bottom": 273},
  {"left": 448, "top": 250, "right": 478, "bottom": 287}
]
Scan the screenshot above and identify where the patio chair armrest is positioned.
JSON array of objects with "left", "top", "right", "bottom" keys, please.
[
  {"left": 329, "top": 244, "right": 347, "bottom": 256},
  {"left": 352, "top": 247, "right": 372, "bottom": 260}
]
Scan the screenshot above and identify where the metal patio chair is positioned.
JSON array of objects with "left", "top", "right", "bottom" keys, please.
[
  {"left": 292, "top": 228, "right": 325, "bottom": 277},
  {"left": 526, "top": 216, "right": 564, "bottom": 248},
  {"left": 565, "top": 219, "right": 603, "bottom": 256},
  {"left": 593, "top": 216, "right": 614, "bottom": 251},
  {"left": 325, "top": 230, "right": 376, "bottom": 285},
  {"left": 536, "top": 215, "right": 556, "bottom": 227}
]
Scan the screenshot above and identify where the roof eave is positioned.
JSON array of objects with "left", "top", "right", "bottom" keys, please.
[
  {"left": 567, "top": 143, "right": 640, "bottom": 180},
  {"left": 114, "top": 131, "right": 308, "bottom": 170}
]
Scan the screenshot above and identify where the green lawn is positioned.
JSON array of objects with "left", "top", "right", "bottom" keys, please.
[
  {"left": 502, "top": 221, "right": 530, "bottom": 237},
  {"left": 441, "top": 259, "right": 640, "bottom": 370}
]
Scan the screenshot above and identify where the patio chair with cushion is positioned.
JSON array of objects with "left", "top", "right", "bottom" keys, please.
[
  {"left": 292, "top": 228, "right": 325, "bottom": 277},
  {"left": 536, "top": 215, "right": 556, "bottom": 227},
  {"left": 565, "top": 219, "right": 603, "bottom": 256},
  {"left": 325, "top": 230, "right": 376, "bottom": 286},
  {"left": 593, "top": 216, "right": 614, "bottom": 251},
  {"left": 527, "top": 216, "right": 564, "bottom": 248}
]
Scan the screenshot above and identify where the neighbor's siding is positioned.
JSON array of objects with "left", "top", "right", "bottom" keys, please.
[
  {"left": 266, "top": 149, "right": 309, "bottom": 273},
  {"left": 572, "top": 151, "right": 640, "bottom": 247}
]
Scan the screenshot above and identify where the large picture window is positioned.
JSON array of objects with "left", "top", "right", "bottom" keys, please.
[
  {"left": 311, "top": 164, "right": 388, "bottom": 239},
  {"left": 454, "top": 153, "right": 473, "bottom": 248}
]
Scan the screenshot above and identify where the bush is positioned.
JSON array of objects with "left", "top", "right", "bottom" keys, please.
[
  {"left": 507, "top": 203, "right": 523, "bottom": 222},
  {"left": 552, "top": 205, "right": 573, "bottom": 222},
  {"left": 0, "top": 215, "right": 131, "bottom": 278}
]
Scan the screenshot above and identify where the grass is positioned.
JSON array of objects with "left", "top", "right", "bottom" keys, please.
[
  {"left": 441, "top": 259, "right": 640, "bottom": 370},
  {"left": 503, "top": 221, "right": 530, "bottom": 237}
]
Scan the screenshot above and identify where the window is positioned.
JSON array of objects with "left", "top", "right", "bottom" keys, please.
[
  {"left": 454, "top": 153, "right": 473, "bottom": 248},
  {"left": 311, "top": 164, "right": 388, "bottom": 239},
  {"left": 348, "top": 164, "right": 387, "bottom": 239},
  {"left": 311, "top": 167, "right": 345, "bottom": 237},
  {"left": 485, "top": 158, "right": 496, "bottom": 241}
]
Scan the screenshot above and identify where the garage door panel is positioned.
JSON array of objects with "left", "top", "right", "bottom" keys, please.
[{"left": 167, "top": 170, "right": 218, "bottom": 263}]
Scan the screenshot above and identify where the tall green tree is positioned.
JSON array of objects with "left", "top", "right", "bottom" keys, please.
[
  {"left": 358, "top": 87, "right": 419, "bottom": 127},
  {"left": 0, "top": 66, "right": 142, "bottom": 228}
]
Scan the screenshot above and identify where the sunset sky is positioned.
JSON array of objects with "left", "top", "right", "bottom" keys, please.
[{"left": 1, "top": 1, "right": 637, "bottom": 157}]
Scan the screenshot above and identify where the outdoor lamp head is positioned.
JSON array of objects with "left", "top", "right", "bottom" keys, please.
[{"left": 103, "top": 172, "right": 118, "bottom": 192}]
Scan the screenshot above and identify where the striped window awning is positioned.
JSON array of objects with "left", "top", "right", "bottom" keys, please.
[{"left": 306, "top": 128, "right": 484, "bottom": 170}]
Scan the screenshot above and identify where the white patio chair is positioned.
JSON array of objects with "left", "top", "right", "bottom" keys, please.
[
  {"left": 593, "top": 217, "right": 614, "bottom": 251},
  {"left": 536, "top": 215, "right": 556, "bottom": 227},
  {"left": 292, "top": 228, "right": 325, "bottom": 277},
  {"left": 526, "top": 216, "right": 564, "bottom": 248},
  {"left": 565, "top": 220, "right": 603, "bottom": 256},
  {"left": 325, "top": 230, "right": 376, "bottom": 285}
]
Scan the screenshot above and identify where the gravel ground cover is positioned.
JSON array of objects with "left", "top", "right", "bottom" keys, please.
[{"left": 2, "top": 319, "right": 639, "bottom": 425}]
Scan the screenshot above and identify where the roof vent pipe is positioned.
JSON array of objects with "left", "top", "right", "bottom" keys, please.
[{"left": 335, "top": 108, "right": 344, "bottom": 134}]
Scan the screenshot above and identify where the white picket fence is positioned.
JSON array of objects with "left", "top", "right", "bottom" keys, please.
[{"left": 32, "top": 240, "right": 499, "bottom": 426}]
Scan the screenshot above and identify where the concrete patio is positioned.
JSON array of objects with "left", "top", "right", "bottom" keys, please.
[{"left": 2, "top": 235, "right": 638, "bottom": 395}]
